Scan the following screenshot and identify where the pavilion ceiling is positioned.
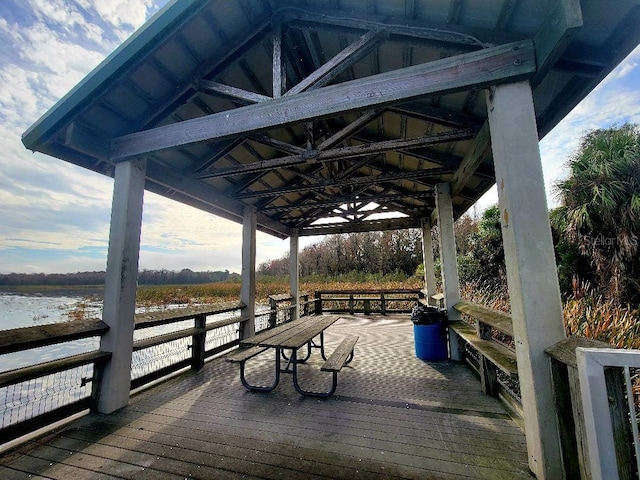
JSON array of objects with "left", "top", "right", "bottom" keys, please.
[{"left": 22, "top": 0, "right": 640, "bottom": 238}]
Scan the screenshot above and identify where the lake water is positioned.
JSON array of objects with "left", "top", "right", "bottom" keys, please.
[{"left": 0, "top": 293, "right": 103, "bottom": 373}]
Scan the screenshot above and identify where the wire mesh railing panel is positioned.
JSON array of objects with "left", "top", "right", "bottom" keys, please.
[
  {"left": 204, "top": 322, "right": 239, "bottom": 352},
  {"left": 0, "top": 365, "right": 92, "bottom": 429},
  {"left": 131, "top": 338, "right": 190, "bottom": 380}
]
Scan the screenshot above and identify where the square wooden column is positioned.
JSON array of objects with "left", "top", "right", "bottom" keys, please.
[
  {"left": 486, "top": 81, "right": 565, "bottom": 479},
  {"left": 420, "top": 218, "right": 438, "bottom": 304},
  {"left": 96, "top": 157, "right": 146, "bottom": 414},
  {"left": 435, "top": 183, "right": 462, "bottom": 361},
  {"left": 240, "top": 206, "right": 256, "bottom": 339},
  {"left": 289, "top": 229, "right": 300, "bottom": 321}
]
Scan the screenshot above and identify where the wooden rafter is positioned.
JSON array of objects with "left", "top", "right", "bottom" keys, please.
[
  {"left": 235, "top": 166, "right": 452, "bottom": 200},
  {"left": 262, "top": 191, "right": 434, "bottom": 214},
  {"left": 198, "top": 80, "right": 271, "bottom": 104},
  {"left": 195, "top": 128, "right": 476, "bottom": 179},
  {"left": 286, "top": 28, "right": 389, "bottom": 96},
  {"left": 300, "top": 217, "right": 423, "bottom": 236}
]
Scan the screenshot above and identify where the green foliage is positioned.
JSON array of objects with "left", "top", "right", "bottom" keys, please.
[
  {"left": 457, "top": 205, "right": 506, "bottom": 289},
  {"left": 552, "top": 123, "right": 640, "bottom": 303}
]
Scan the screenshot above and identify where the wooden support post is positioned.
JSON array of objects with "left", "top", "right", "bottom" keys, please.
[
  {"left": 349, "top": 294, "right": 355, "bottom": 315},
  {"left": 486, "top": 81, "right": 565, "bottom": 479},
  {"left": 314, "top": 291, "right": 322, "bottom": 315},
  {"left": 421, "top": 218, "right": 438, "bottom": 305},
  {"left": 436, "top": 183, "right": 462, "bottom": 361},
  {"left": 240, "top": 206, "right": 256, "bottom": 339},
  {"left": 95, "top": 157, "right": 146, "bottom": 414},
  {"left": 290, "top": 229, "right": 300, "bottom": 322},
  {"left": 191, "top": 314, "right": 206, "bottom": 371},
  {"left": 381, "top": 292, "right": 386, "bottom": 316}
]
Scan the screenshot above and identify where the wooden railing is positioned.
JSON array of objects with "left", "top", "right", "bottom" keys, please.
[
  {"left": 267, "top": 292, "right": 314, "bottom": 327},
  {"left": 0, "top": 302, "right": 247, "bottom": 443},
  {"left": 546, "top": 338, "right": 639, "bottom": 479},
  {"left": 314, "top": 289, "right": 421, "bottom": 315}
]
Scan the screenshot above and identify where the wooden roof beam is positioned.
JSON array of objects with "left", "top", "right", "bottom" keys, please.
[
  {"left": 388, "top": 102, "right": 483, "bottom": 129},
  {"left": 279, "top": 6, "right": 524, "bottom": 49},
  {"left": 450, "top": 121, "right": 492, "bottom": 197},
  {"left": 195, "top": 128, "right": 477, "bottom": 179},
  {"left": 110, "top": 39, "right": 535, "bottom": 161},
  {"left": 235, "top": 166, "right": 451, "bottom": 200},
  {"left": 531, "top": 0, "right": 583, "bottom": 87}
]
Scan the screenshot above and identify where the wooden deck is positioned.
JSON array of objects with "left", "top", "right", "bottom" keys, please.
[{"left": 0, "top": 315, "right": 530, "bottom": 479}]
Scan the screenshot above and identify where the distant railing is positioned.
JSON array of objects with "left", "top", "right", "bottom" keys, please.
[
  {"left": 314, "top": 289, "right": 421, "bottom": 315},
  {"left": 547, "top": 338, "right": 640, "bottom": 479},
  {"left": 266, "top": 292, "right": 314, "bottom": 328}
]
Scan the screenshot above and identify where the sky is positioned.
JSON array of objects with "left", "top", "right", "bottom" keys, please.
[{"left": 0, "top": 1, "right": 639, "bottom": 275}]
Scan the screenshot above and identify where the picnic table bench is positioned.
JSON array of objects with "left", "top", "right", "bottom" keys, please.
[{"left": 227, "top": 315, "right": 357, "bottom": 397}]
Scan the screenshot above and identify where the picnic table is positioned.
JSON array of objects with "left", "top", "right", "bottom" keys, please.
[{"left": 226, "top": 315, "right": 358, "bottom": 397}]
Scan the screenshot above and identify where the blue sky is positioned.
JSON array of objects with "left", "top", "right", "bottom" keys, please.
[{"left": 0, "top": 1, "right": 638, "bottom": 274}]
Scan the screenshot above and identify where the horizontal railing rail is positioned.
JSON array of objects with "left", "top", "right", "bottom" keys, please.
[{"left": 315, "top": 289, "right": 421, "bottom": 315}]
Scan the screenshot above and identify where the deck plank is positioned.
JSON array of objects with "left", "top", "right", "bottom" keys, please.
[{"left": 1, "top": 315, "right": 530, "bottom": 479}]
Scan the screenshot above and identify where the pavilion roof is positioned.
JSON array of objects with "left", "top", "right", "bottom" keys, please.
[{"left": 22, "top": 0, "right": 640, "bottom": 238}]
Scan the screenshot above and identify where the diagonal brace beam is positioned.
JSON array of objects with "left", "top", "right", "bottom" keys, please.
[{"left": 110, "top": 40, "right": 535, "bottom": 161}]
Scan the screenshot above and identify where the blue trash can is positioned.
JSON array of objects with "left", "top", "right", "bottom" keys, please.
[{"left": 414, "top": 322, "right": 448, "bottom": 361}]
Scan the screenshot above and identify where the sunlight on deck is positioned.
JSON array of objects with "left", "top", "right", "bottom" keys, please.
[{"left": 1, "top": 315, "right": 530, "bottom": 479}]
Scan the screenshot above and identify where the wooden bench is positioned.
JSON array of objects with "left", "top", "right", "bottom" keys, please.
[
  {"left": 450, "top": 301, "right": 518, "bottom": 399},
  {"left": 322, "top": 335, "right": 358, "bottom": 373},
  {"left": 294, "top": 335, "right": 358, "bottom": 398}
]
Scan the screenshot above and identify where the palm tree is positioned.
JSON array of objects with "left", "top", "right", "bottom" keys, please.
[{"left": 552, "top": 123, "right": 640, "bottom": 302}]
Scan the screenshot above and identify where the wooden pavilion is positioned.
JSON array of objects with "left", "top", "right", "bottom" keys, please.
[{"left": 19, "top": 0, "right": 640, "bottom": 478}]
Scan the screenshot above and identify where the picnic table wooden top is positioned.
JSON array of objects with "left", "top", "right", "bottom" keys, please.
[{"left": 241, "top": 315, "right": 340, "bottom": 349}]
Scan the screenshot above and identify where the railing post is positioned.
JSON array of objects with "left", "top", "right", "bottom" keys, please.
[
  {"left": 191, "top": 314, "right": 206, "bottom": 371},
  {"left": 349, "top": 294, "right": 354, "bottom": 315},
  {"left": 315, "top": 291, "right": 322, "bottom": 315},
  {"left": 476, "top": 321, "right": 499, "bottom": 397},
  {"left": 269, "top": 296, "right": 277, "bottom": 328},
  {"left": 381, "top": 292, "right": 386, "bottom": 316},
  {"left": 364, "top": 299, "right": 371, "bottom": 315},
  {"left": 302, "top": 294, "right": 309, "bottom": 317}
]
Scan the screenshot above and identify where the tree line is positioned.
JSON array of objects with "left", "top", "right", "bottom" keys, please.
[
  {"left": 259, "top": 229, "right": 425, "bottom": 280},
  {"left": 0, "top": 269, "right": 240, "bottom": 286}
]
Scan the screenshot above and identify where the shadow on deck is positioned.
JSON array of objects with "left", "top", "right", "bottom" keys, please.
[{"left": 0, "top": 315, "right": 530, "bottom": 479}]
